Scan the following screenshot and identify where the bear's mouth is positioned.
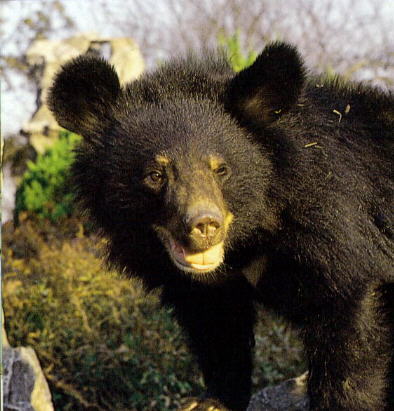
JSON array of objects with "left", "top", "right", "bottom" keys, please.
[
  {"left": 153, "top": 213, "right": 233, "bottom": 274},
  {"left": 168, "top": 236, "right": 224, "bottom": 273}
]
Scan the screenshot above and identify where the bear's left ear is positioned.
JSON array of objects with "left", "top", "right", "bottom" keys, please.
[{"left": 225, "top": 42, "right": 305, "bottom": 125}]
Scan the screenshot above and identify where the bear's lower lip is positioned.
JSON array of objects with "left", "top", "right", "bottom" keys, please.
[{"left": 168, "top": 238, "right": 224, "bottom": 273}]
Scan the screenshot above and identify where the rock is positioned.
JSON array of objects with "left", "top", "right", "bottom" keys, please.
[
  {"left": 247, "top": 373, "right": 309, "bottom": 411},
  {"left": 23, "top": 33, "right": 145, "bottom": 153},
  {"left": 3, "top": 307, "right": 54, "bottom": 411},
  {"left": 3, "top": 309, "right": 10, "bottom": 348},
  {"left": 3, "top": 346, "right": 54, "bottom": 411}
]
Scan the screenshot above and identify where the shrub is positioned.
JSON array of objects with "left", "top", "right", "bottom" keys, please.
[
  {"left": 253, "top": 313, "right": 305, "bottom": 387},
  {"left": 219, "top": 30, "right": 258, "bottom": 72},
  {"left": 3, "top": 219, "right": 203, "bottom": 411},
  {"left": 14, "top": 131, "right": 81, "bottom": 224}
]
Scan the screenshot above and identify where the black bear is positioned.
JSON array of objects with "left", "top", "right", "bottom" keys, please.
[{"left": 48, "top": 42, "right": 394, "bottom": 411}]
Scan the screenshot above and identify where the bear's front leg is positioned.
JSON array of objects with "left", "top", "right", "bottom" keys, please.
[
  {"left": 303, "top": 287, "right": 392, "bottom": 411},
  {"left": 162, "top": 276, "right": 256, "bottom": 411}
]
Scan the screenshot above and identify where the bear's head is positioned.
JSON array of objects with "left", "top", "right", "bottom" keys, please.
[{"left": 48, "top": 42, "right": 305, "bottom": 279}]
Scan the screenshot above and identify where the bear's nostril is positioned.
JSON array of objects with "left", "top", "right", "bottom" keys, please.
[
  {"left": 195, "top": 220, "right": 220, "bottom": 237},
  {"left": 189, "top": 214, "right": 222, "bottom": 238}
]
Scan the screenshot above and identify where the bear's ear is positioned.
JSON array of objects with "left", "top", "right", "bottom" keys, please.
[
  {"left": 225, "top": 42, "right": 305, "bottom": 125},
  {"left": 48, "top": 55, "right": 121, "bottom": 139}
]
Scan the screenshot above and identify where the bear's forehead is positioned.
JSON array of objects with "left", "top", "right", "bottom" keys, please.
[
  {"left": 116, "top": 97, "right": 236, "bottom": 140},
  {"left": 113, "top": 99, "right": 247, "bottom": 163},
  {"left": 117, "top": 120, "right": 234, "bottom": 156}
]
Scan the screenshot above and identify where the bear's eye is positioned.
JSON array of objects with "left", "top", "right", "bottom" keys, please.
[
  {"left": 214, "top": 164, "right": 230, "bottom": 178},
  {"left": 144, "top": 170, "right": 166, "bottom": 189},
  {"left": 148, "top": 171, "right": 163, "bottom": 183}
]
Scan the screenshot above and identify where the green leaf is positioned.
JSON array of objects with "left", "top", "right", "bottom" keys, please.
[{"left": 14, "top": 131, "right": 82, "bottom": 223}]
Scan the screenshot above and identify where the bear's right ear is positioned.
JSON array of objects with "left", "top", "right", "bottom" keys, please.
[
  {"left": 225, "top": 42, "right": 305, "bottom": 126},
  {"left": 48, "top": 55, "right": 121, "bottom": 139}
]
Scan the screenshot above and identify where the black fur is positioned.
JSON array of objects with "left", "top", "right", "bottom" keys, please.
[{"left": 48, "top": 42, "right": 394, "bottom": 410}]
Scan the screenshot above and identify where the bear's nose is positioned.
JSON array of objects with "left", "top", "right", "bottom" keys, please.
[{"left": 187, "top": 211, "right": 223, "bottom": 239}]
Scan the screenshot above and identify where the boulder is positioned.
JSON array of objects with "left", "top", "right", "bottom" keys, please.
[{"left": 3, "top": 335, "right": 54, "bottom": 411}]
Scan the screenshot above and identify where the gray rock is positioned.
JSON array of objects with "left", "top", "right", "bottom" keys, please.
[
  {"left": 247, "top": 373, "right": 309, "bottom": 411},
  {"left": 3, "top": 310, "right": 54, "bottom": 411},
  {"left": 3, "top": 346, "right": 54, "bottom": 411}
]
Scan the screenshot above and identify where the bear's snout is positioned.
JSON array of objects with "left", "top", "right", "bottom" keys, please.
[
  {"left": 186, "top": 206, "right": 224, "bottom": 249},
  {"left": 187, "top": 209, "right": 223, "bottom": 238}
]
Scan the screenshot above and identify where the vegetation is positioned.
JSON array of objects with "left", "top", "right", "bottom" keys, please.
[
  {"left": 219, "top": 31, "right": 257, "bottom": 72},
  {"left": 14, "top": 131, "right": 81, "bottom": 223},
  {"left": 3, "top": 216, "right": 203, "bottom": 410}
]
